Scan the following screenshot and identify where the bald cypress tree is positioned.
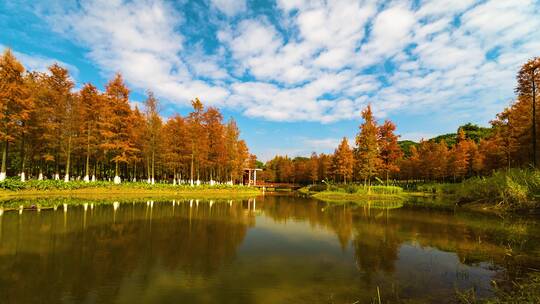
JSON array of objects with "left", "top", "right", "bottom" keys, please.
[
  {"left": 333, "top": 137, "right": 354, "bottom": 183},
  {"left": 515, "top": 57, "right": 540, "bottom": 168},
  {"left": 378, "top": 120, "right": 402, "bottom": 184},
  {"left": 103, "top": 73, "right": 133, "bottom": 183},
  {"left": 144, "top": 91, "right": 161, "bottom": 184},
  {"left": 0, "top": 49, "right": 30, "bottom": 181},
  {"left": 354, "top": 105, "right": 382, "bottom": 189},
  {"left": 79, "top": 83, "right": 101, "bottom": 182}
]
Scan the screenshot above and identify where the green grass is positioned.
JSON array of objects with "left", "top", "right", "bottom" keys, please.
[
  {"left": 313, "top": 193, "right": 404, "bottom": 209},
  {"left": 311, "top": 186, "right": 405, "bottom": 210},
  {"left": 307, "top": 183, "right": 403, "bottom": 195},
  {"left": 0, "top": 178, "right": 257, "bottom": 191},
  {"left": 416, "top": 169, "right": 540, "bottom": 211},
  {"left": 300, "top": 184, "right": 406, "bottom": 207},
  {"left": 0, "top": 178, "right": 261, "bottom": 202}
]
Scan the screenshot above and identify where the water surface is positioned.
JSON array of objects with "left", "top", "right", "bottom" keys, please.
[{"left": 0, "top": 195, "right": 538, "bottom": 303}]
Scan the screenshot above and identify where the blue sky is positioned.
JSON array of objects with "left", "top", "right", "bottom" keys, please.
[{"left": 1, "top": 0, "right": 539, "bottom": 160}]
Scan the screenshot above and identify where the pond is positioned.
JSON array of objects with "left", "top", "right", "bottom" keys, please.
[{"left": 0, "top": 195, "right": 539, "bottom": 303}]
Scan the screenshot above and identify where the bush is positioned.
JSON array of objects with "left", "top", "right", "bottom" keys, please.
[
  {"left": 344, "top": 184, "right": 359, "bottom": 193},
  {"left": 308, "top": 184, "right": 328, "bottom": 192}
]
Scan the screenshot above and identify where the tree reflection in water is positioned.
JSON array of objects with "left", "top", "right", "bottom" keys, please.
[{"left": 0, "top": 195, "right": 538, "bottom": 303}]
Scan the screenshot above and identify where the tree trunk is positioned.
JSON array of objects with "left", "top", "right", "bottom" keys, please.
[
  {"left": 114, "top": 161, "right": 121, "bottom": 184},
  {"left": 20, "top": 132, "right": 26, "bottom": 182},
  {"left": 64, "top": 135, "right": 72, "bottom": 182},
  {"left": 84, "top": 122, "right": 91, "bottom": 182},
  {"left": 0, "top": 140, "right": 8, "bottom": 181},
  {"left": 190, "top": 148, "right": 195, "bottom": 186},
  {"left": 532, "top": 68, "right": 537, "bottom": 168},
  {"left": 151, "top": 147, "right": 155, "bottom": 184}
]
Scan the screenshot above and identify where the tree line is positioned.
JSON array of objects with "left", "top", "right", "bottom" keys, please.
[
  {"left": 262, "top": 57, "right": 540, "bottom": 184},
  {"left": 261, "top": 105, "right": 402, "bottom": 185},
  {"left": 0, "top": 48, "right": 254, "bottom": 184}
]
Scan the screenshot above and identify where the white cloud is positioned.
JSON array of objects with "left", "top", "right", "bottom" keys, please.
[
  {"left": 34, "top": 0, "right": 540, "bottom": 125},
  {"left": 45, "top": 0, "right": 229, "bottom": 105},
  {"left": 416, "top": 0, "right": 475, "bottom": 18},
  {"left": 360, "top": 5, "right": 416, "bottom": 60},
  {"left": 303, "top": 138, "right": 341, "bottom": 150},
  {"left": 211, "top": 0, "right": 246, "bottom": 16},
  {"left": 400, "top": 132, "right": 437, "bottom": 142},
  {"left": 16, "top": 51, "right": 79, "bottom": 77},
  {"left": 0, "top": 44, "right": 79, "bottom": 78},
  {"left": 256, "top": 136, "right": 352, "bottom": 161}
]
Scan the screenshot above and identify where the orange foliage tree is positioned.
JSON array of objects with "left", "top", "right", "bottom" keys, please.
[
  {"left": 333, "top": 137, "right": 354, "bottom": 183},
  {"left": 354, "top": 105, "right": 382, "bottom": 186},
  {"left": 0, "top": 49, "right": 253, "bottom": 184}
]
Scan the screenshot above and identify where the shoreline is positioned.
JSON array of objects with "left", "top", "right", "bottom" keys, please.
[
  {"left": 0, "top": 185, "right": 261, "bottom": 203},
  {"left": 311, "top": 190, "right": 406, "bottom": 202},
  {"left": 306, "top": 189, "right": 532, "bottom": 215}
]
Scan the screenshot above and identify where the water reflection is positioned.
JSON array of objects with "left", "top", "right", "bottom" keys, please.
[{"left": 0, "top": 196, "right": 538, "bottom": 303}]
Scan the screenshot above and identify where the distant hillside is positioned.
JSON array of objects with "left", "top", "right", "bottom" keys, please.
[
  {"left": 399, "top": 123, "right": 493, "bottom": 152},
  {"left": 431, "top": 123, "right": 492, "bottom": 146},
  {"left": 398, "top": 140, "right": 418, "bottom": 157}
]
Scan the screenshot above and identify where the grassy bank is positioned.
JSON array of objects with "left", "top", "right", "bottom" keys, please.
[
  {"left": 458, "top": 272, "right": 540, "bottom": 304},
  {"left": 311, "top": 191, "right": 404, "bottom": 209},
  {"left": 301, "top": 184, "right": 407, "bottom": 207},
  {"left": 416, "top": 169, "right": 540, "bottom": 211},
  {"left": 302, "top": 170, "right": 540, "bottom": 213},
  {"left": 302, "top": 184, "right": 404, "bottom": 195},
  {"left": 0, "top": 179, "right": 260, "bottom": 201},
  {"left": 312, "top": 190, "right": 403, "bottom": 201}
]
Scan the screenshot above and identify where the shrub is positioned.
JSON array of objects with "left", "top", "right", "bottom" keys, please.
[
  {"left": 308, "top": 184, "right": 328, "bottom": 192},
  {"left": 344, "top": 184, "right": 359, "bottom": 194}
]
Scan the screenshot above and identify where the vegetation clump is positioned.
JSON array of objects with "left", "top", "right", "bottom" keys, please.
[
  {"left": 417, "top": 169, "right": 540, "bottom": 211},
  {"left": 309, "top": 184, "right": 405, "bottom": 205}
]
